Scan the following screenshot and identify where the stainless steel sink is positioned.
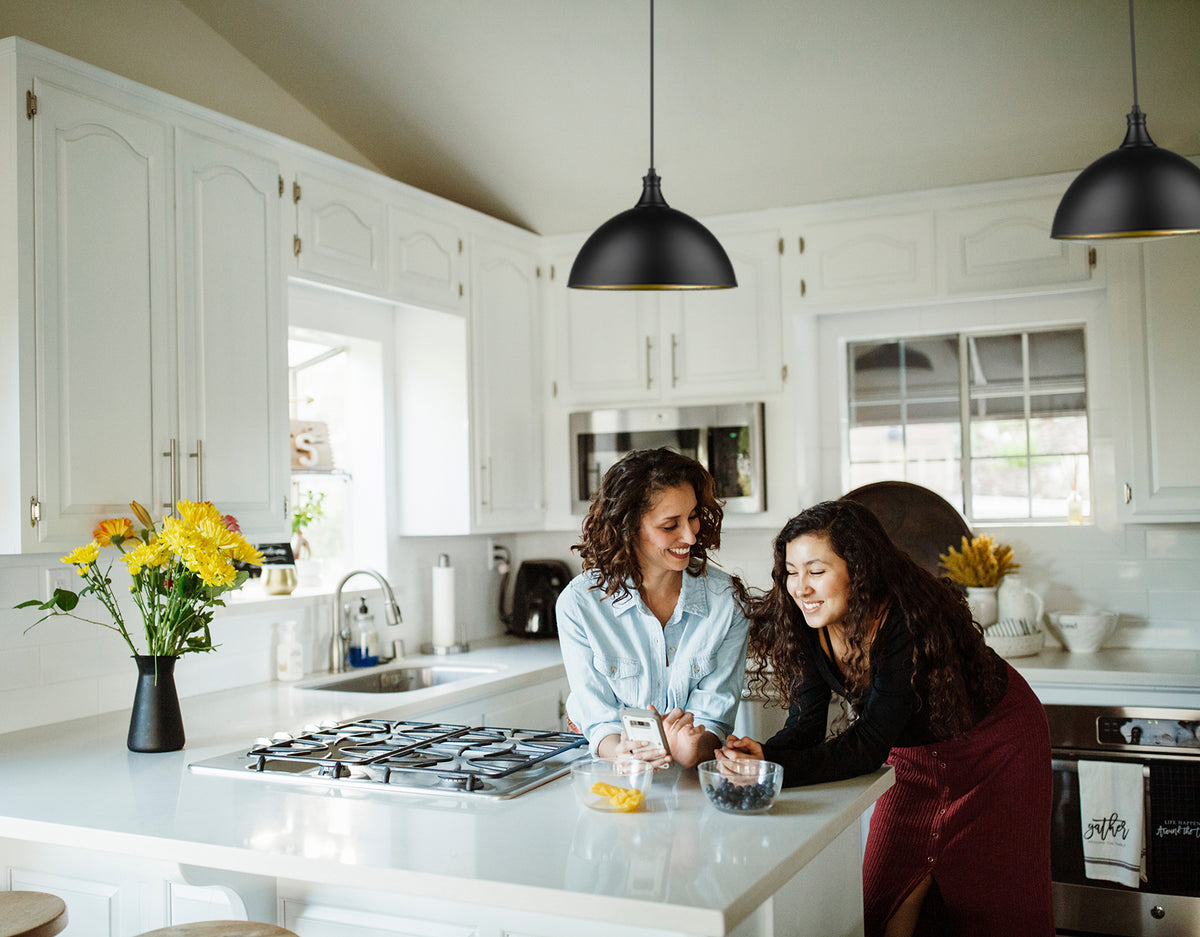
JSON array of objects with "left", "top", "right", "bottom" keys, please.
[{"left": 299, "top": 664, "right": 498, "bottom": 693}]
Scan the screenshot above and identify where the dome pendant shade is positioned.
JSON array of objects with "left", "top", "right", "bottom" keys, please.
[
  {"left": 568, "top": 170, "right": 737, "bottom": 289},
  {"left": 1052, "top": 107, "right": 1200, "bottom": 239}
]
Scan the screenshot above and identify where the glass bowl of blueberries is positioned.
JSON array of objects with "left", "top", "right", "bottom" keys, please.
[{"left": 698, "top": 758, "right": 784, "bottom": 815}]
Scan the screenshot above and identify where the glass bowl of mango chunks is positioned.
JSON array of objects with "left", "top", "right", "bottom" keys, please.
[{"left": 571, "top": 756, "right": 654, "bottom": 812}]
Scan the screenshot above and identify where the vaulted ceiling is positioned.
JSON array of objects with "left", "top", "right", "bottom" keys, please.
[{"left": 178, "top": 0, "right": 1200, "bottom": 237}]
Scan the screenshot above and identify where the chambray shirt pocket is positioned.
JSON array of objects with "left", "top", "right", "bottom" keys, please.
[{"left": 593, "top": 653, "right": 646, "bottom": 706}]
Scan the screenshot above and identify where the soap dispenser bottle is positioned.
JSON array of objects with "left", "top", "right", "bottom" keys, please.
[
  {"left": 349, "top": 596, "right": 379, "bottom": 667},
  {"left": 276, "top": 620, "right": 304, "bottom": 682}
]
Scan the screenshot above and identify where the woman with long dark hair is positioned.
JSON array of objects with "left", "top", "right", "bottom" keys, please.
[
  {"left": 557, "top": 448, "right": 749, "bottom": 769},
  {"left": 720, "top": 499, "right": 1053, "bottom": 937}
]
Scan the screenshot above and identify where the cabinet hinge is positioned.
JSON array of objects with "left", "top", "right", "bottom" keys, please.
[
  {"left": 798, "top": 236, "right": 805, "bottom": 254},
  {"left": 778, "top": 237, "right": 784, "bottom": 255},
  {"left": 26, "top": 89, "right": 36, "bottom": 120},
  {"left": 1088, "top": 247, "right": 1097, "bottom": 269},
  {"left": 292, "top": 180, "right": 301, "bottom": 204},
  {"left": 29, "top": 495, "right": 40, "bottom": 527},
  {"left": 278, "top": 175, "right": 284, "bottom": 197},
  {"left": 293, "top": 234, "right": 302, "bottom": 257}
]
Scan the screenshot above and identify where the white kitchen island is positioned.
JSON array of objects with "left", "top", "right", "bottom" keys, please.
[{"left": 0, "top": 643, "right": 893, "bottom": 937}]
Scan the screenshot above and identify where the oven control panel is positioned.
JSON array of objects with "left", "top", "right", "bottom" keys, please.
[{"left": 1096, "top": 715, "right": 1200, "bottom": 751}]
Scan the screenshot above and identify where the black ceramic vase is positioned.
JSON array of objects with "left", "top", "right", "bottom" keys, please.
[{"left": 127, "top": 655, "right": 185, "bottom": 753}]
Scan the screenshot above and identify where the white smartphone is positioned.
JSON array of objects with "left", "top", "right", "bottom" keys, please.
[{"left": 620, "top": 707, "right": 668, "bottom": 750}]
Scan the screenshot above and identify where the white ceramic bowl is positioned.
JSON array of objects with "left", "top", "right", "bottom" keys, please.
[
  {"left": 984, "top": 628, "right": 1045, "bottom": 658},
  {"left": 698, "top": 759, "right": 784, "bottom": 815},
  {"left": 1047, "top": 611, "right": 1119, "bottom": 653},
  {"left": 570, "top": 757, "right": 654, "bottom": 812}
]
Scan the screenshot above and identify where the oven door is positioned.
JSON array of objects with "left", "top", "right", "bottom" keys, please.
[{"left": 1052, "top": 754, "right": 1200, "bottom": 936}]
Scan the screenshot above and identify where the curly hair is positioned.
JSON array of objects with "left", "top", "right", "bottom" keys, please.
[
  {"left": 744, "top": 499, "right": 1005, "bottom": 740},
  {"left": 573, "top": 448, "right": 724, "bottom": 602}
]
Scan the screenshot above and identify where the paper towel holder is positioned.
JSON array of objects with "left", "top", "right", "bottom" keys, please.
[{"left": 422, "top": 553, "right": 470, "bottom": 656}]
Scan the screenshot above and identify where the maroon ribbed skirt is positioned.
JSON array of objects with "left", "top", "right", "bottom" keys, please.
[{"left": 861, "top": 664, "right": 1055, "bottom": 936}]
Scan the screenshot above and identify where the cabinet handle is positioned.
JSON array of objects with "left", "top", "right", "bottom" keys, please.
[
  {"left": 671, "top": 333, "right": 679, "bottom": 388},
  {"left": 645, "top": 336, "right": 654, "bottom": 390},
  {"left": 480, "top": 459, "right": 493, "bottom": 508},
  {"left": 800, "top": 278, "right": 807, "bottom": 297},
  {"left": 1123, "top": 483, "right": 1132, "bottom": 505},
  {"left": 162, "top": 438, "right": 179, "bottom": 513},
  {"left": 189, "top": 439, "right": 204, "bottom": 501}
]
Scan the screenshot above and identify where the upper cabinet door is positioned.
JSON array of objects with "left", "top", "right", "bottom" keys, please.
[
  {"left": 470, "top": 234, "right": 544, "bottom": 530},
  {"left": 939, "top": 195, "right": 1096, "bottom": 295},
  {"left": 175, "top": 129, "right": 289, "bottom": 539},
  {"left": 293, "top": 168, "right": 387, "bottom": 293},
  {"left": 552, "top": 254, "right": 658, "bottom": 403},
  {"left": 667, "top": 228, "right": 783, "bottom": 398},
  {"left": 1111, "top": 237, "right": 1200, "bottom": 522},
  {"left": 31, "top": 77, "right": 173, "bottom": 546},
  {"left": 389, "top": 205, "right": 465, "bottom": 312},
  {"left": 798, "top": 211, "right": 937, "bottom": 310}
]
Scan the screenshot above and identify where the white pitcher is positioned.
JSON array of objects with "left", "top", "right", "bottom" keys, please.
[{"left": 996, "top": 573, "right": 1044, "bottom": 627}]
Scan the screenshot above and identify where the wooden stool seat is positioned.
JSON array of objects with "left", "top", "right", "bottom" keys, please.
[
  {"left": 0, "top": 891, "right": 68, "bottom": 937},
  {"left": 136, "top": 924, "right": 298, "bottom": 937}
]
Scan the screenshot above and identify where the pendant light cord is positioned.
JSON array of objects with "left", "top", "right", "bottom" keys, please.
[
  {"left": 649, "top": 0, "right": 655, "bottom": 172},
  {"left": 1128, "top": 0, "right": 1139, "bottom": 109}
]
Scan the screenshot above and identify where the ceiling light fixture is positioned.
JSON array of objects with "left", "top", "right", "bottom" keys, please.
[
  {"left": 568, "top": 0, "right": 736, "bottom": 289},
  {"left": 1052, "top": 0, "right": 1200, "bottom": 240}
]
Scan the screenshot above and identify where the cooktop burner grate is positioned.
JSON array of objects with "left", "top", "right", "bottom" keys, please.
[{"left": 190, "top": 719, "right": 589, "bottom": 799}]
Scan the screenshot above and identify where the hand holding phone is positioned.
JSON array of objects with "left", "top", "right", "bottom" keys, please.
[{"left": 619, "top": 706, "right": 668, "bottom": 752}]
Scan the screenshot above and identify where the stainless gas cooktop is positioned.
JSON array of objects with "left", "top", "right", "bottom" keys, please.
[{"left": 189, "top": 718, "right": 589, "bottom": 800}]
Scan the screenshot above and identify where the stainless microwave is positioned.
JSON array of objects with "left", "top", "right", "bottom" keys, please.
[{"left": 569, "top": 403, "right": 766, "bottom": 515}]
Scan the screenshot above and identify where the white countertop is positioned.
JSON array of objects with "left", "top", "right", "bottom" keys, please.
[
  {"left": 0, "top": 640, "right": 893, "bottom": 936},
  {"left": 1008, "top": 646, "right": 1200, "bottom": 706}
]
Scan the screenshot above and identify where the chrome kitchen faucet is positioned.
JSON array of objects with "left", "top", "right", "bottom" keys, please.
[{"left": 330, "top": 569, "right": 403, "bottom": 673}]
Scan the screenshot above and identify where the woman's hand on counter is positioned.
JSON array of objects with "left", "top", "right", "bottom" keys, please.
[
  {"left": 663, "top": 707, "right": 719, "bottom": 769},
  {"left": 717, "top": 734, "right": 765, "bottom": 762}
]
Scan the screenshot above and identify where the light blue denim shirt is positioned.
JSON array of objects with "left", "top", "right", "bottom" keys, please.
[{"left": 557, "top": 565, "right": 749, "bottom": 755}]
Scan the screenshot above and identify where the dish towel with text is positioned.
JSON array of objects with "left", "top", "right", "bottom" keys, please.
[{"left": 1078, "top": 759, "right": 1146, "bottom": 888}]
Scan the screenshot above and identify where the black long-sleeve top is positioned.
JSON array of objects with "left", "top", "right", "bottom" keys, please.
[{"left": 760, "top": 607, "right": 1006, "bottom": 787}]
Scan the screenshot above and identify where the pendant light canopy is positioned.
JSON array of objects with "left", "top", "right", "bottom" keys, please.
[
  {"left": 568, "top": 0, "right": 736, "bottom": 289},
  {"left": 1052, "top": 0, "right": 1200, "bottom": 240}
]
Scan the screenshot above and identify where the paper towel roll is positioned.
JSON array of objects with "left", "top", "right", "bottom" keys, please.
[{"left": 431, "top": 554, "right": 456, "bottom": 649}]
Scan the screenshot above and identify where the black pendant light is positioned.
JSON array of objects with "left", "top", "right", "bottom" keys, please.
[
  {"left": 1052, "top": 0, "right": 1200, "bottom": 240},
  {"left": 568, "top": 0, "right": 736, "bottom": 289}
]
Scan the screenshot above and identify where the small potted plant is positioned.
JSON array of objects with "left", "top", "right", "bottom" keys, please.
[
  {"left": 290, "top": 489, "right": 326, "bottom": 561},
  {"left": 937, "top": 534, "right": 1018, "bottom": 627}
]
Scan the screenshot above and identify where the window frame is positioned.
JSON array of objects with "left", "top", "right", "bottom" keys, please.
[{"left": 816, "top": 289, "right": 1110, "bottom": 526}]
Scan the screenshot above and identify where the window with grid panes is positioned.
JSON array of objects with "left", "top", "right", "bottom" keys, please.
[{"left": 846, "top": 328, "right": 1090, "bottom": 523}]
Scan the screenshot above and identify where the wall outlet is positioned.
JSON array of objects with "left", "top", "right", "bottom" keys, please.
[
  {"left": 43, "top": 567, "right": 75, "bottom": 602},
  {"left": 487, "top": 539, "right": 510, "bottom": 571}
]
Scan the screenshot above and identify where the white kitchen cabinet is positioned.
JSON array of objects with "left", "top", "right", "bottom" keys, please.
[
  {"left": 469, "top": 233, "right": 545, "bottom": 531},
  {"left": 421, "top": 676, "right": 569, "bottom": 732},
  {"left": 291, "top": 165, "right": 388, "bottom": 294},
  {"left": 1109, "top": 237, "right": 1200, "bottom": 522},
  {"left": 175, "top": 128, "right": 290, "bottom": 536},
  {"left": 938, "top": 194, "right": 1096, "bottom": 295},
  {"left": 16, "top": 71, "right": 173, "bottom": 550},
  {"left": 548, "top": 228, "right": 783, "bottom": 405},
  {"left": 796, "top": 210, "right": 937, "bottom": 310},
  {"left": 0, "top": 45, "right": 294, "bottom": 552},
  {"left": 388, "top": 204, "right": 466, "bottom": 312}
]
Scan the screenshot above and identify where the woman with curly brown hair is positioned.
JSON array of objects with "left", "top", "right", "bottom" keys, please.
[
  {"left": 719, "top": 499, "right": 1053, "bottom": 937},
  {"left": 557, "top": 448, "right": 749, "bottom": 769}
]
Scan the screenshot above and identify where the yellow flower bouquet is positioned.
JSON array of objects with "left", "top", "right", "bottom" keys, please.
[
  {"left": 937, "top": 534, "right": 1018, "bottom": 588},
  {"left": 18, "top": 499, "right": 264, "bottom": 658}
]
